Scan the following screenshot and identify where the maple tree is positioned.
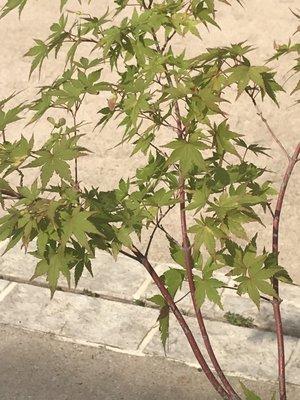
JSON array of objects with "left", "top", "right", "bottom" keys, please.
[{"left": 0, "top": 1, "right": 299, "bottom": 399}]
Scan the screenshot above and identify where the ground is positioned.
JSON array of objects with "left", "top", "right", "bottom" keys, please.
[
  {"left": 1, "top": 324, "right": 299, "bottom": 400},
  {"left": 0, "top": 0, "right": 299, "bottom": 282}
]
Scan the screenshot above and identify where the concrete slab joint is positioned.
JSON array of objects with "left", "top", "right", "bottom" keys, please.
[{"left": 0, "top": 246, "right": 299, "bottom": 386}]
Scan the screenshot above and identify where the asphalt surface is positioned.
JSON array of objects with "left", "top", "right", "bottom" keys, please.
[{"left": 0, "top": 324, "right": 299, "bottom": 400}]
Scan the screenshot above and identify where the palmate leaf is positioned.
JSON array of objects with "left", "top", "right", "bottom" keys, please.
[
  {"left": 211, "top": 120, "right": 241, "bottom": 157},
  {"left": 158, "top": 304, "right": 169, "bottom": 352},
  {"left": 186, "top": 183, "right": 211, "bottom": 212},
  {"left": 225, "top": 65, "right": 282, "bottom": 101},
  {"left": 0, "top": 135, "right": 34, "bottom": 176},
  {"left": 166, "top": 140, "right": 207, "bottom": 175},
  {"left": 221, "top": 237, "right": 281, "bottom": 308},
  {"left": 163, "top": 268, "right": 185, "bottom": 298},
  {"left": 168, "top": 238, "right": 185, "bottom": 267},
  {"left": 30, "top": 249, "right": 74, "bottom": 298},
  {"left": 60, "top": 207, "right": 100, "bottom": 253},
  {"left": 148, "top": 294, "right": 169, "bottom": 351},
  {"left": 71, "top": 240, "right": 94, "bottom": 287},
  {"left": 148, "top": 267, "right": 185, "bottom": 351},
  {"left": 195, "top": 275, "right": 224, "bottom": 309},
  {"left": 25, "top": 135, "right": 85, "bottom": 187},
  {"left": 0, "top": 102, "right": 25, "bottom": 131},
  {"left": 190, "top": 217, "right": 226, "bottom": 256},
  {"left": 25, "top": 39, "right": 49, "bottom": 78}
]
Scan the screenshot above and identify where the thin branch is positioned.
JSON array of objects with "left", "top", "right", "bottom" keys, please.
[
  {"left": 222, "top": 285, "right": 272, "bottom": 303},
  {"left": 0, "top": 188, "right": 21, "bottom": 199},
  {"left": 71, "top": 94, "right": 85, "bottom": 189},
  {"left": 132, "top": 247, "right": 230, "bottom": 400},
  {"left": 266, "top": 202, "right": 275, "bottom": 219},
  {"left": 272, "top": 142, "right": 300, "bottom": 400},
  {"left": 145, "top": 205, "right": 175, "bottom": 257},
  {"left": 156, "top": 223, "right": 180, "bottom": 246},
  {"left": 246, "top": 89, "right": 290, "bottom": 160},
  {"left": 150, "top": 24, "right": 240, "bottom": 400},
  {"left": 119, "top": 249, "right": 139, "bottom": 261},
  {"left": 17, "top": 168, "right": 24, "bottom": 187},
  {"left": 178, "top": 177, "right": 240, "bottom": 400},
  {"left": 255, "top": 106, "right": 290, "bottom": 161},
  {"left": 161, "top": 31, "right": 177, "bottom": 53},
  {"left": 175, "top": 290, "right": 191, "bottom": 304}
]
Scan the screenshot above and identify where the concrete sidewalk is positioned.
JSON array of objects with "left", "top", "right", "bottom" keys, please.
[
  {"left": 2, "top": 324, "right": 300, "bottom": 400},
  {"left": 0, "top": 244, "right": 299, "bottom": 394}
]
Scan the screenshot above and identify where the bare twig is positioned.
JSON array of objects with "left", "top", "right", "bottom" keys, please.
[
  {"left": 145, "top": 205, "right": 175, "bottom": 257},
  {"left": 255, "top": 106, "right": 290, "bottom": 161},
  {"left": 266, "top": 202, "right": 275, "bottom": 219},
  {"left": 161, "top": 31, "right": 177, "bottom": 53},
  {"left": 222, "top": 285, "right": 272, "bottom": 303},
  {"left": 156, "top": 222, "right": 180, "bottom": 246},
  {"left": 120, "top": 249, "right": 139, "bottom": 261},
  {"left": 271, "top": 142, "right": 300, "bottom": 400},
  {"left": 246, "top": 89, "right": 290, "bottom": 160},
  {"left": 175, "top": 290, "right": 191, "bottom": 304}
]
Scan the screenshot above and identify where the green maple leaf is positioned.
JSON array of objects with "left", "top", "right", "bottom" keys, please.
[
  {"left": 0, "top": 0, "right": 28, "bottom": 18},
  {"left": 212, "top": 120, "right": 241, "bottom": 157},
  {"left": 31, "top": 251, "right": 73, "bottom": 298},
  {"left": 61, "top": 207, "right": 100, "bottom": 252},
  {"left": 195, "top": 276, "right": 223, "bottom": 309},
  {"left": 168, "top": 237, "right": 185, "bottom": 267},
  {"left": 25, "top": 136, "right": 82, "bottom": 187},
  {"left": 190, "top": 217, "right": 225, "bottom": 255},
  {"left": 166, "top": 140, "right": 207, "bottom": 174},
  {"left": 163, "top": 268, "right": 185, "bottom": 298},
  {"left": 223, "top": 237, "right": 280, "bottom": 308},
  {"left": 186, "top": 184, "right": 210, "bottom": 212},
  {"left": 226, "top": 65, "right": 269, "bottom": 96},
  {"left": 148, "top": 294, "right": 169, "bottom": 351}
]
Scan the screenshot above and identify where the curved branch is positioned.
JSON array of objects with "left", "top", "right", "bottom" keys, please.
[
  {"left": 172, "top": 93, "right": 240, "bottom": 399},
  {"left": 178, "top": 178, "right": 240, "bottom": 400},
  {"left": 132, "top": 247, "right": 230, "bottom": 400},
  {"left": 272, "top": 142, "right": 300, "bottom": 400}
]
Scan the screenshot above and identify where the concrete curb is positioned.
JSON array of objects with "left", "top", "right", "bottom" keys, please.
[{"left": 0, "top": 244, "right": 299, "bottom": 386}]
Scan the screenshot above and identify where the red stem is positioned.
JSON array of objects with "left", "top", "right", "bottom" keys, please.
[
  {"left": 272, "top": 143, "right": 300, "bottom": 400},
  {"left": 174, "top": 102, "right": 240, "bottom": 400},
  {"left": 132, "top": 247, "right": 230, "bottom": 400},
  {"left": 179, "top": 178, "right": 240, "bottom": 400}
]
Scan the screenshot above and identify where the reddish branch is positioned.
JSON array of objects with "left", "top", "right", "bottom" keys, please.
[
  {"left": 178, "top": 178, "right": 240, "bottom": 400},
  {"left": 132, "top": 247, "right": 230, "bottom": 400},
  {"left": 247, "top": 87, "right": 299, "bottom": 400},
  {"left": 272, "top": 142, "right": 300, "bottom": 400},
  {"left": 175, "top": 111, "right": 240, "bottom": 399}
]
